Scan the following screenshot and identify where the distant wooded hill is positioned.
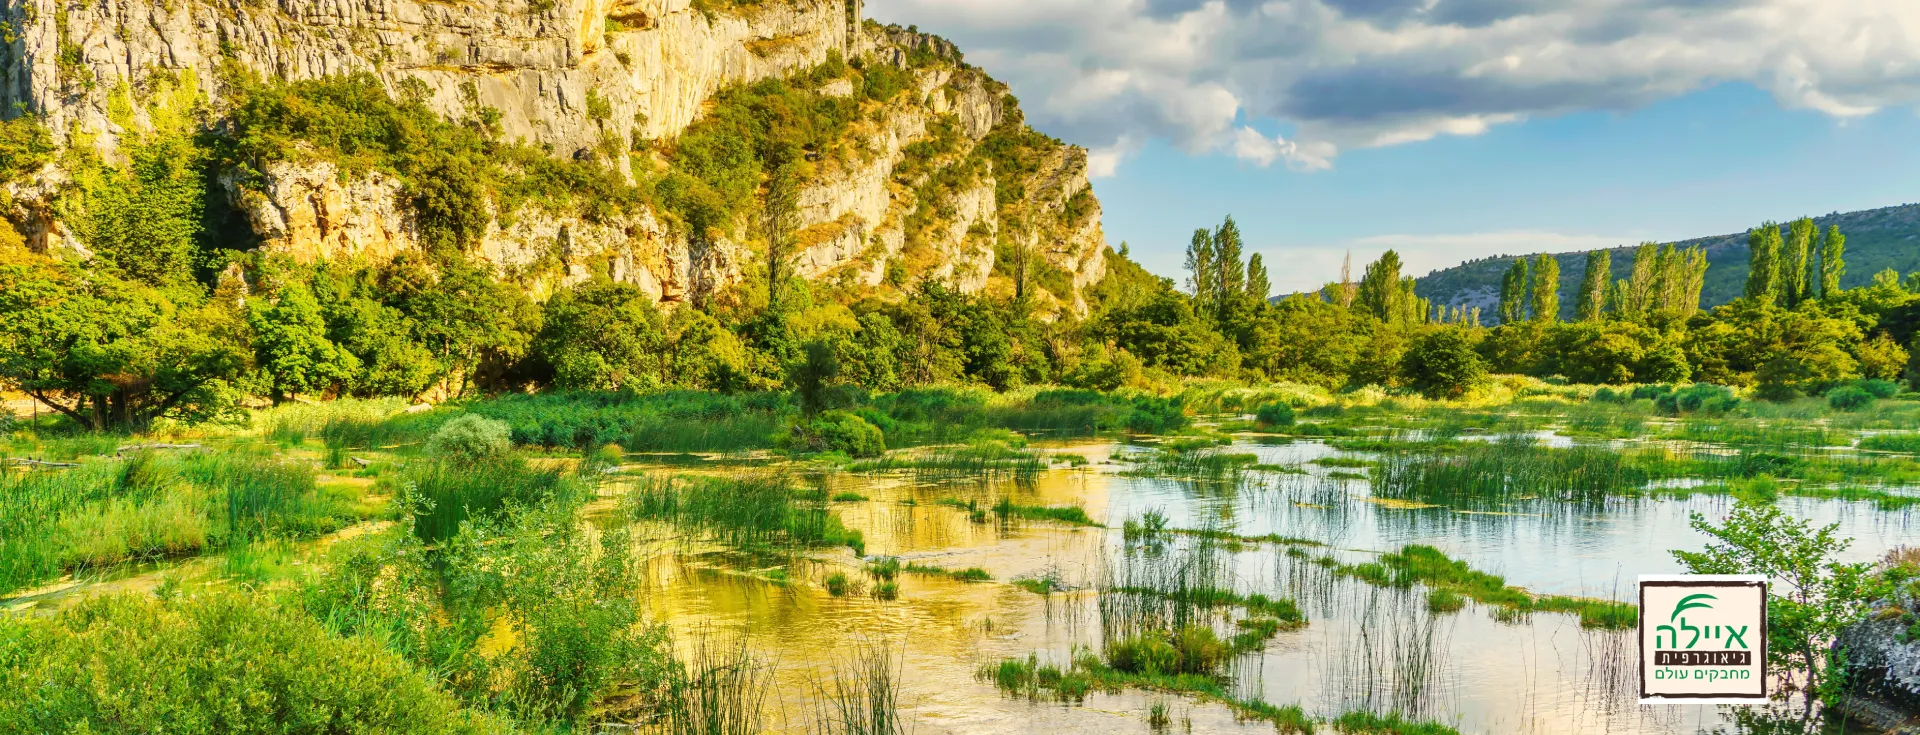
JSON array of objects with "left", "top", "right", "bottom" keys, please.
[{"left": 1411, "top": 203, "right": 1920, "bottom": 322}]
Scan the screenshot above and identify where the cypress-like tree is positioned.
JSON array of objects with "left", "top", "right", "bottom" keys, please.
[
  {"left": 1576, "top": 250, "right": 1610, "bottom": 322},
  {"left": 1356, "top": 250, "right": 1406, "bottom": 322},
  {"left": 1530, "top": 253, "right": 1559, "bottom": 323},
  {"left": 1818, "top": 225, "right": 1846, "bottom": 299},
  {"left": 1623, "top": 243, "right": 1658, "bottom": 318},
  {"left": 1184, "top": 228, "right": 1215, "bottom": 307},
  {"left": 1680, "top": 246, "right": 1709, "bottom": 314},
  {"left": 1498, "top": 257, "right": 1529, "bottom": 325},
  {"left": 1402, "top": 277, "right": 1428, "bottom": 325},
  {"left": 1745, "top": 222, "right": 1782, "bottom": 304},
  {"left": 1246, "top": 252, "right": 1271, "bottom": 304},
  {"left": 762, "top": 161, "right": 801, "bottom": 312},
  {"left": 1784, "top": 217, "right": 1816, "bottom": 306},
  {"left": 1213, "top": 216, "right": 1245, "bottom": 300}
]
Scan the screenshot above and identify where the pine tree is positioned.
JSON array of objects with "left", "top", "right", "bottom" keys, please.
[
  {"left": 1245, "top": 253, "right": 1271, "bottom": 304},
  {"left": 1184, "top": 228, "right": 1216, "bottom": 308},
  {"left": 1498, "top": 257, "right": 1529, "bottom": 324},
  {"left": 1784, "top": 217, "right": 1816, "bottom": 307},
  {"left": 1213, "top": 216, "right": 1245, "bottom": 300},
  {"left": 1745, "top": 222, "right": 1782, "bottom": 304},
  {"left": 1356, "top": 250, "right": 1406, "bottom": 322},
  {"left": 1818, "top": 225, "right": 1846, "bottom": 299},
  {"left": 1530, "top": 253, "right": 1560, "bottom": 323},
  {"left": 1576, "top": 250, "right": 1610, "bottom": 322}
]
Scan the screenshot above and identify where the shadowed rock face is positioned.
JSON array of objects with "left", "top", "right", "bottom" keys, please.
[
  {"left": 1837, "top": 593, "right": 1920, "bottom": 725},
  {"left": 1, "top": 0, "right": 1108, "bottom": 313}
]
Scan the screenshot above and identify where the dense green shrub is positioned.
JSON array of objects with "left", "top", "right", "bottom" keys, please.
[
  {"left": 1654, "top": 384, "right": 1739, "bottom": 416},
  {"left": 788, "top": 410, "right": 884, "bottom": 457},
  {"left": 427, "top": 414, "right": 512, "bottom": 463},
  {"left": 1828, "top": 385, "right": 1875, "bottom": 412},
  {"left": 0, "top": 592, "right": 503, "bottom": 734},
  {"left": 1254, "top": 401, "right": 1295, "bottom": 428},
  {"left": 1399, "top": 329, "right": 1488, "bottom": 399}
]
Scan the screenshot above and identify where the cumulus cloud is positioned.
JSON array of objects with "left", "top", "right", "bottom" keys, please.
[{"left": 866, "top": 0, "right": 1920, "bottom": 171}]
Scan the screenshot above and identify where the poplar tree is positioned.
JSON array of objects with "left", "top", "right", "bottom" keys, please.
[
  {"left": 1680, "top": 246, "right": 1709, "bottom": 314},
  {"left": 1818, "top": 225, "right": 1846, "bottom": 299},
  {"left": 1746, "top": 222, "right": 1782, "bottom": 304},
  {"left": 1184, "top": 228, "right": 1215, "bottom": 308},
  {"left": 1576, "top": 250, "right": 1610, "bottom": 322},
  {"left": 1213, "top": 216, "right": 1246, "bottom": 300},
  {"left": 1530, "top": 253, "right": 1559, "bottom": 323},
  {"left": 1356, "top": 250, "right": 1406, "bottom": 322},
  {"left": 1625, "top": 243, "right": 1658, "bottom": 317},
  {"left": 1784, "top": 217, "right": 1816, "bottom": 307},
  {"left": 1498, "top": 257, "right": 1529, "bottom": 324},
  {"left": 1245, "top": 253, "right": 1271, "bottom": 304}
]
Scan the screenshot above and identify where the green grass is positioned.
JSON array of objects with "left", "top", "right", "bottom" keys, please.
[
  {"left": 829, "top": 491, "right": 868, "bottom": 502},
  {"left": 978, "top": 653, "right": 1316, "bottom": 734},
  {"left": 933, "top": 497, "right": 1100, "bottom": 527},
  {"left": 903, "top": 562, "right": 992, "bottom": 582},
  {"left": 0, "top": 450, "right": 364, "bottom": 595},
  {"left": 403, "top": 458, "right": 581, "bottom": 543},
  {"left": 624, "top": 474, "right": 864, "bottom": 555},
  {"left": 1370, "top": 437, "right": 1648, "bottom": 506},
  {"left": 1861, "top": 434, "right": 1920, "bottom": 453},
  {"left": 847, "top": 439, "right": 1048, "bottom": 480},
  {"left": 1331, "top": 710, "right": 1461, "bottom": 735},
  {"left": 1310, "top": 456, "right": 1373, "bottom": 468},
  {"left": 1320, "top": 544, "right": 1635, "bottom": 629}
]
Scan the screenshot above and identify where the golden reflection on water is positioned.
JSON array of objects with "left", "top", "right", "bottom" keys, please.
[{"left": 625, "top": 441, "right": 1786, "bottom": 735}]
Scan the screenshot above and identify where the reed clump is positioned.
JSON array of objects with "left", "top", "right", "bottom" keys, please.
[{"left": 624, "top": 474, "right": 864, "bottom": 555}]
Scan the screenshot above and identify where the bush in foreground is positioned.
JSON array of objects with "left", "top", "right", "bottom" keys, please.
[{"left": 0, "top": 592, "right": 503, "bottom": 734}]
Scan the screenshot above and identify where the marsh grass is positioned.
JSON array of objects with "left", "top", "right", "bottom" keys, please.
[
  {"left": 625, "top": 474, "right": 864, "bottom": 554},
  {"left": 1323, "top": 545, "right": 1636, "bottom": 629},
  {"left": 1126, "top": 447, "right": 1263, "bottom": 481},
  {"left": 902, "top": 562, "right": 991, "bottom": 582},
  {"left": 847, "top": 440, "right": 1047, "bottom": 481},
  {"left": 1860, "top": 434, "right": 1920, "bottom": 453},
  {"left": 810, "top": 645, "right": 906, "bottom": 735},
  {"left": 1371, "top": 437, "right": 1647, "bottom": 506},
  {"left": 1662, "top": 421, "right": 1841, "bottom": 449},
  {"left": 649, "top": 635, "right": 770, "bottom": 735},
  {"left": 979, "top": 652, "right": 1316, "bottom": 733},
  {"left": 405, "top": 458, "right": 581, "bottom": 544},
  {"left": 0, "top": 450, "right": 359, "bottom": 595},
  {"left": 1331, "top": 710, "right": 1463, "bottom": 735}
]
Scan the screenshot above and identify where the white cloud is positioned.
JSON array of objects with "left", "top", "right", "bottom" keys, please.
[
  {"left": 867, "top": 0, "right": 1920, "bottom": 173},
  {"left": 1230, "top": 126, "right": 1336, "bottom": 170}
]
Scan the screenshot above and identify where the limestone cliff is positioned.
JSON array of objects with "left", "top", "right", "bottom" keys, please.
[{"left": 1, "top": 0, "right": 1108, "bottom": 312}]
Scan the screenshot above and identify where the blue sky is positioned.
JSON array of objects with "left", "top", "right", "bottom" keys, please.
[
  {"left": 866, "top": 0, "right": 1920, "bottom": 293},
  {"left": 1098, "top": 82, "right": 1920, "bottom": 293}
]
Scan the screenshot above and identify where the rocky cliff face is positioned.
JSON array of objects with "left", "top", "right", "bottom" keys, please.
[{"left": 3, "top": 0, "right": 1109, "bottom": 312}]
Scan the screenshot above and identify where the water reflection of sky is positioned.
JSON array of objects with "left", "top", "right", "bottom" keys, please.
[
  {"left": 1102, "top": 438, "right": 1915, "bottom": 601},
  {"left": 631, "top": 440, "right": 1906, "bottom": 735}
]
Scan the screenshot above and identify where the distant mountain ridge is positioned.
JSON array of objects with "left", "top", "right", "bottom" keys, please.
[{"left": 1412, "top": 203, "right": 1920, "bottom": 322}]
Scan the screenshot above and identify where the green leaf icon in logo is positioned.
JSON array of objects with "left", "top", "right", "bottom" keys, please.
[{"left": 1670, "top": 593, "right": 1716, "bottom": 622}]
